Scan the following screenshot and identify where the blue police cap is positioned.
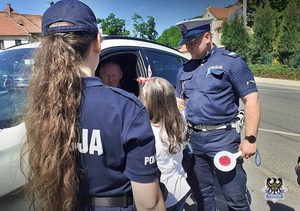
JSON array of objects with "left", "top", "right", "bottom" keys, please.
[
  {"left": 175, "top": 18, "right": 213, "bottom": 46},
  {"left": 42, "top": 0, "right": 99, "bottom": 36}
]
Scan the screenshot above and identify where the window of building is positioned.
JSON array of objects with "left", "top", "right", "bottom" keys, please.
[
  {"left": 15, "top": 40, "right": 22, "bottom": 46},
  {"left": 0, "top": 40, "right": 4, "bottom": 50}
]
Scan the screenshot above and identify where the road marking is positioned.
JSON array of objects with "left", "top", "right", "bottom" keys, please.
[{"left": 259, "top": 128, "right": 300, "bottom": 137}]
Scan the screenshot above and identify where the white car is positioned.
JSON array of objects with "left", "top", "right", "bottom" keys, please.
[
  {"left": 0, "top": 42, "right": 38, "bottom": 197},
  {"left": 0, "top": 36, "right": 189, "bottom": 197}
]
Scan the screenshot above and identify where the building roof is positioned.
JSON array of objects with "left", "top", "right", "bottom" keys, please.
[
  {"left": 207, "top": 4, "right": 241, "bottom": 20},
  {"left": 205, "top": 3, "right": 243, "bottom": 30},
  {"left": 0, "top": 3, "right": 41, "bottom": 36}
]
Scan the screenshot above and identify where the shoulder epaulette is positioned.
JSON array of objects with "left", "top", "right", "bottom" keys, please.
[{"left": 222, "top": 49, "right": 239, "bottom": 58}]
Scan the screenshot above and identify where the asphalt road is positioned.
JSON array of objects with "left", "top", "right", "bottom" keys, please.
[
  {"left": 184, "top": 77, "right": 300, "bottom": 211},
  {"left": 245, "top": 78, "right": 300, "bottom": 211},
  {"left": 1, "top": 78, "right": 300, "bottom": 211}
]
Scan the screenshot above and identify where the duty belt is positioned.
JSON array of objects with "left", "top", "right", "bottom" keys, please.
[
  {"left": 187, "top": 121, "right": 236, "bottom": 132},
  {"left": 80, "top": 191, "right": 133, "bottom": 208}
]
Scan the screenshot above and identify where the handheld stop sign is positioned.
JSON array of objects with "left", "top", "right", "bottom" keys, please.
[{"left": 214, "top": 151, "right": 242, "bottom": 172}]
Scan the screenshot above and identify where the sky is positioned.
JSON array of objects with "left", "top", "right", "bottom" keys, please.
[{"left": 0, "top": 0, "right": 237, "bottom": 36}]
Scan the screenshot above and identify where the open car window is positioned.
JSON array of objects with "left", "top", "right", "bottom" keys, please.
[{"left": 97, "top": 51, "right": 144, "bottom": 97}]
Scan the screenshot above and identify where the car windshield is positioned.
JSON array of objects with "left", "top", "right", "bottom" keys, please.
[{"left": 0, "top": 48, "right": 35, "bottom": 129}]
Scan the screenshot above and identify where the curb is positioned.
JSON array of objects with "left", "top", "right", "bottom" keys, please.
[{"left": 255, "top": 77, "right": 300, "bottom": 88}]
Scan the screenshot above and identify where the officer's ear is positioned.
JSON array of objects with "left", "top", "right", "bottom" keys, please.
[
  {"left": 203, "top": 32, "right": 212, "bottom": 44},
  {"left": 93, "top": 33, "right": 101, "bottom": 54}
]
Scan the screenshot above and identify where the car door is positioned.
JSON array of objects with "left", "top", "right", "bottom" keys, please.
[
  {"left": 143, "top": 48, "right": 189, "bottom": 87},
  {"left": 0, "top": 47, "right": 32, "bottom": 197}
]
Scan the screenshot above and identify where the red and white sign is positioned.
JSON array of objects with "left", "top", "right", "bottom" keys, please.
[{"left": 214, "top": 151, "right": 242, "bottom": 172}]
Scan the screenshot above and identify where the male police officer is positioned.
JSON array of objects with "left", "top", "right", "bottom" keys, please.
[{"left": 175, "top": 18, "right": 261, "bottom": 211}]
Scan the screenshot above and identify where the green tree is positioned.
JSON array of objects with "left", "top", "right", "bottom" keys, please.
[
  {"left": 239, "top": 0, "right": 288, "bottom": 31},
  {"left": 221, "top": 21, "right": 232, "bottom": 48},
  {"left": 156, "top": 16, "right": 202, "bottom": 48},
  {"left": 269, "top": 0, "right": 289, "bottom": 12},
  {"left": 97, "top": 13, "right": 129, "bottom": 36},
  {"left": 246, "top": 1, "right": 258, "bottom": 28},
  {"left": 237, "top": 0, "right": 263, "bottom": 28},
  {"left": 220, "top": 14, "right": 250, "bottom": 59},
  {"left": 156, "top": 26, "right": 181, "bottom": 48},
  {"left": 269, "top": 0, "right": 290, "bottom": 38},
  {"left": 277, "top": 0, "right": 300, "bottom": 67},
  {"left": 250, "top": 0, "right": 276, "bottom": 64},
  {"left": 132, "top": 13, "right": 158, "bottom": 41}
]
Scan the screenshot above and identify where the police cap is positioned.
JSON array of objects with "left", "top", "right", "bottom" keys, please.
[
  {"left": 42, "top": 0, "right": 99, "bottom": 36},
  {"left": 175, "top": 18, "right": 213, "bottom": 46}
]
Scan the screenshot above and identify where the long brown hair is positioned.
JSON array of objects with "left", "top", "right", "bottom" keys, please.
[
  {"left": 21, "top": 31, "right": 97, "bottom": 211},
  {"left": 139, "top": 77, "right": 185, "bottom": 154}
]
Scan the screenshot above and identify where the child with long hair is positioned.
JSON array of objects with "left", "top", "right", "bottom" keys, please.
[
  {"left": 139, "top": 77, "right": 191, "bottom": 211},
  {"left": 21, "top": 1, "right": 166, "bottom": 210}
]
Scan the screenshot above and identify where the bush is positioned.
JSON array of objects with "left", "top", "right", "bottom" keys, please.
[{"left": 249, "top": 64, "right": 300, "bottom": 80}]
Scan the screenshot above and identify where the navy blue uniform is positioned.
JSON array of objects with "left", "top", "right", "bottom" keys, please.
[
  {"left": 176, "top": 45, "right": 257, "bottom": 211},
  {"left": 77, "top": 77, "right": 158, "bottom": 210},
  {"left": 176, "top": 45, "right": 257, "bottom": 125}
]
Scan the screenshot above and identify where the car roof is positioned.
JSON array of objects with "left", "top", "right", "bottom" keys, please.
[
  {"left": 2, "top": 36, "right": 188, "bottom": 59},
  {"left": 101, "top": 36, "right": 187, "bottom": 58}
]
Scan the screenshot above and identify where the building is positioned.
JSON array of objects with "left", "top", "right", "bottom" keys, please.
[
  {"left": 179, "top": 3, "right": 244, "bottom": 56},
  {"left": 203, "top": 3, "right": 243, "bottom": 47},
  {"left": 0, "top": 3, "right": 41, "bottom": 50}
]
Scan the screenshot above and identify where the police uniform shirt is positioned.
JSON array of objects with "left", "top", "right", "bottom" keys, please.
[
  {"left": 77, "top": 77, "right": 158, "bottom": 197},
  {"left": 176, "top": 45, "right": 258, "bottom": 125}
]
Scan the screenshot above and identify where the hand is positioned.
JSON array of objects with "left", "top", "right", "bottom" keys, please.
[
  {"left": 238, "top": 140, "right": 257, "bottom": 159},
  {"left": 176, "top": 97, "right": 185, "bottom": 110}
]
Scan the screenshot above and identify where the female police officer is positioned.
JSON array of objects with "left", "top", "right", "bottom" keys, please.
[
  {"left": 21, "top": 0, "right": 166, "bottom": 210},
  {"left": 175, "top": 18, "right": 261, "bottom": 211}
]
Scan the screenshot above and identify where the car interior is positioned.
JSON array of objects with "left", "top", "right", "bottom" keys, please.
[
  {"left": 96, "top": 52, "right": 141, "bottom": 97},
  {"left": 95, "top": 49, "right": 186, "bottom": 98}
]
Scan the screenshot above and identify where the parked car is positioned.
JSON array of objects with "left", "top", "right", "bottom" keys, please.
[
  {"left": 0, "top": 36, "right": 189, "bottom": 197},
  {"left": 0, "top": 42, "right": 37, "bottom": 197}
]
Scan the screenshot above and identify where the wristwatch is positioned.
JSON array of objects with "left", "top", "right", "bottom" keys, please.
[{"left": 245, "top": 135, "right": 256, "bottom": 143}]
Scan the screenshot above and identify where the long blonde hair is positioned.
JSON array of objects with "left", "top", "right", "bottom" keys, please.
[
  {"left": 139, "top": 77, "right": 185, "bottom": 154},
  {"left": 21, "top": 32, "right": 97, "bottom": 211}
]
